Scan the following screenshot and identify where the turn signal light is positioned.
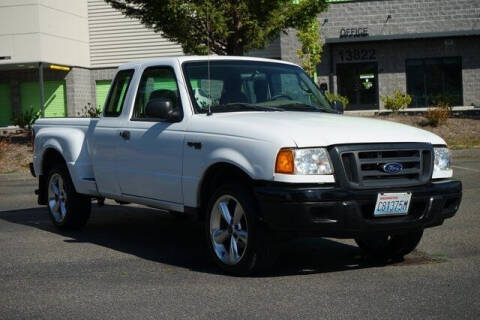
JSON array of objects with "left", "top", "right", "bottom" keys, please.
[{"left": 275, "top": 149, "right": 294, "bottom": 174}]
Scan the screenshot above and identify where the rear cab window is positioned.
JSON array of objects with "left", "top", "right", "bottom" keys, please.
[{"left": 103, "top": 69, "right": 134, "bottom": 117}]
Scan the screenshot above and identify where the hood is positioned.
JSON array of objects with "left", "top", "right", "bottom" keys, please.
[{"left": 193, "top": 111, "right": 446, "bottom": 147}]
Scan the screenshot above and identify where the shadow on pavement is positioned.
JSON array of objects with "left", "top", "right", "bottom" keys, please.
[{"left": 0, "top": 204, "right": 398, "bottom": 277}]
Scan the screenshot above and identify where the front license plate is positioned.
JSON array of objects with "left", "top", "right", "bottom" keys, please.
[{"left": 374, "top": 192, "right": 412, "bottom": 217}]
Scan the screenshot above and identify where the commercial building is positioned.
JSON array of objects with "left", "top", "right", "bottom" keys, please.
[
  {"left": 0, "top": 0, "right": 479, "bottom": 126},
  {"left": 0, "top": 0, "right": 183, "bottom": 126},
  {"left": 281, "top": 0, "right": 480, "bottom": 110}
]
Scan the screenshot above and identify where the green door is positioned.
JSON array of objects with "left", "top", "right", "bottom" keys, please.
[
  {"left": 0, "top": 84, "right": 12, "bottom": 126},
  {"left": 20, "top": 81, "right": 66, "bottom": 117},
  {"left": 96, "top": 80, "right": 111, "bottom": 111}
]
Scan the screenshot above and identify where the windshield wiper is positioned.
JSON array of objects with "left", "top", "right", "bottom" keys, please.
[
  {"left": 209, "top": 103, "right": 283, "bottom": 113},
  {"left": 279, "top": 102, "right": 335, "bottom": 113}
]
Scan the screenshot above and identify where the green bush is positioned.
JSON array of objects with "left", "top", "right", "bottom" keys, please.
[
  {"left": 77, "top": 103, "right": 102, "bottom": 118},
  {"left": 11, "top": 107, "right": 40, "bottom": 130},
  {"left": 381, "top": 89, "right": 412, "bottom": 113},
  {"left": 325, "top": 92, "right": 349, "bottom": 110}
]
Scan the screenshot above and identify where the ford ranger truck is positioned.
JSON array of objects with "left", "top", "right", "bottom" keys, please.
[{"left": 31, "top": 56, "right": 462, "bottom": 275}]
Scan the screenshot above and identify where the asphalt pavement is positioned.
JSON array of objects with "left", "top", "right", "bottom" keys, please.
[{"left": 0, "top": 151, "right": 479, "bottom": 319}]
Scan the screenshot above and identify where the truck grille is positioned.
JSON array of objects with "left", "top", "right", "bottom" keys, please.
[{"left": 329, "top": 144, "right": 433, "bottom": 189}]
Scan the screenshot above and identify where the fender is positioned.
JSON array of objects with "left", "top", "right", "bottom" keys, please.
[
  {"left": 35, "top": 127, "right": 94, "bottom": 192},
  {"left": 182, "top": 142, "right": 276, "bottom": 208}
]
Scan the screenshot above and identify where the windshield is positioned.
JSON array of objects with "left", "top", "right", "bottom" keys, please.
[{"left": 182, "top": 60, "right": 333, "bottom": 114}]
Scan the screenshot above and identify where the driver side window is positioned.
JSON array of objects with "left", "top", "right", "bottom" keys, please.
[{"left": 132, "top": 67, "right": 180, "bottom": 119}]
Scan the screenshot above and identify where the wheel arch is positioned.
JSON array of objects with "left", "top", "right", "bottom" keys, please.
[
  {"left": 197, "top": 162, "right": 255, "bottom": 220},
  {"left": 37, "top": 148, "right": 70, "bottom": 205}
]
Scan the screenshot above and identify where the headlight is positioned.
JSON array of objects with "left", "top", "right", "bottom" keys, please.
[
  {"left": 275, "top": 148, "right": 334, "bottom": 175},
  {"left": 433, "top": 147, "right": 452, "bottom": 178}
]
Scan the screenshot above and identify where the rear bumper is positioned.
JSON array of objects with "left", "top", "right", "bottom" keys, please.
[{"left": 254, "top": 180, "right": 462, "bottom": 238}]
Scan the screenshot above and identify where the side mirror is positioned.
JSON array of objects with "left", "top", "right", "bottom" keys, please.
[
  {"left": 319, "top": 82, "right": 328, "bottom": 92},
  {"left": 145, "top": 98, "right": 181, "bottom": 122},
  {"left": 332, "top": 100, "right": 344, "bottom": 114}
]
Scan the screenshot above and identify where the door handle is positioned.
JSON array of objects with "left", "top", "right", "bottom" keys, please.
[
  {"left": 119, "top": 130, "right": 130, "bottom": 140},
  {"left": 187, "top": 142, "right": 202, "bottom": 150}
]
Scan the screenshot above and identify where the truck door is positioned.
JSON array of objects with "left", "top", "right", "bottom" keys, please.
[
  {"left": 91, "top": 69, "right": 135, "bottom": 197},
  {"left": 115, "top": 66, "right": 186, "bottom": 204}
]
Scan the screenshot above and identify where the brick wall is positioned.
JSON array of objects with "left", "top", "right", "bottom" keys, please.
[{"left": 319, "top": 0, "right": 480, "bottom": 40}]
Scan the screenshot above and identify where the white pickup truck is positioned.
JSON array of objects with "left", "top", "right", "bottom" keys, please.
[{"left": 31, "top": 56, "right": 462, "bottom": 275}]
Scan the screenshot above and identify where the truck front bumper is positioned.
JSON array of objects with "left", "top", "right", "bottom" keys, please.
[{"left": 254, "top": 180, "right": 462, "bottom": 238}]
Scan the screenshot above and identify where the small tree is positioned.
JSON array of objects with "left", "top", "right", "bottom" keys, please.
[
  {"left": 104, "top": 0, "right": 329, "bottom": 55},
  {"left": 325, "top": 92, "right": 349, "bottom": 110},
  {"left": 296, "top": 18, "right": 322, "bottom": 80},
  {"left": 381, "top": 89, "right": 412, "bottom": 113},
  {"left": 11, "top": 108, "right": 40, "bottom": 130}
]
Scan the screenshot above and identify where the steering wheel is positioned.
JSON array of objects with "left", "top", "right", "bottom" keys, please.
[{"left": 271, "top": 94, "right": 293, "bottom": 101}]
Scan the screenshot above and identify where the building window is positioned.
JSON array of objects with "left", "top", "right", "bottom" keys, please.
[{"left": 406, "top": 57, "right": 463, "bottom": 107}]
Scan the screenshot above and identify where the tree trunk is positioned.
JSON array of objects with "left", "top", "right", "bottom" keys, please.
[{"left": 227, "top": 42, "right": 245, "bottom": 56}]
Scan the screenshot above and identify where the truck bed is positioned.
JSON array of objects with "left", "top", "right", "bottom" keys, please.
[{"left": 33, "top": 117, "right": 100, "bottom": 197}]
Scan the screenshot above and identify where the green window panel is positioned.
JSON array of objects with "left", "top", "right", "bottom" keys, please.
[
  {"left": 96, "top": 80, "right": 111, "bottom": 111},
  {"left": 0, "top": 83, "right": 12, "bottom": 126},
  {"left": 20, "top": 81, "right": 66, "bottom": 117}
]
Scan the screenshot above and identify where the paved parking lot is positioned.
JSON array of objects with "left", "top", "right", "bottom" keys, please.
[{"left": 0, "top": 151, "right": 479, "bottom": 319}]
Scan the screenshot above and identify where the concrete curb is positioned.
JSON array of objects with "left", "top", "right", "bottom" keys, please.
[
  {"left": 452, "top": 148, "right": 480, "bottom": 159},
  {"left": 0, "top": 173, "right": 35, "bottom": 182}
]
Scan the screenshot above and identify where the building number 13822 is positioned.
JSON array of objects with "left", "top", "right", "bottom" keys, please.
[{"left": 339, "top": 49, "right": 376, "bottom": 62}]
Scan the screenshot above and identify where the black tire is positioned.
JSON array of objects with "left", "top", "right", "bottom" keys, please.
[
  {"left": 355, "top": 230, "right": 424, "bottom": 260},
  {"left": 205, "top": 184, "right": 277, "bottom": 276},
  {"left": 46, "top": 164, "right": 91, "bottom": 229}
]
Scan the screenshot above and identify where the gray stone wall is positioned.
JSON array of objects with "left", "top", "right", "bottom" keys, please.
[
  {"left": 462, "top": 39, "right": 480, "bottom": 107},
  {"left": 319, "top": 0, "right": 480, "bottom": 40},
  {"left": 65, "top": 68, "right": 94, "bottom": 117}
]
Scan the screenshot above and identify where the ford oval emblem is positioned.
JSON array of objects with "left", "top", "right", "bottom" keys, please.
[{"left": 382, "top": 162, "right": 403, "bottom": 174}]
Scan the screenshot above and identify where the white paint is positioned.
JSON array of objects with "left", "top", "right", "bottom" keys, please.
[{"left": 0, "top": 0, "right": 90, "bottom": 67}]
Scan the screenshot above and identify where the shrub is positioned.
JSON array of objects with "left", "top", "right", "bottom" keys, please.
[
  {"left": 77, "top": 103, "right": 102, "bottom": 118},
  {"left": 11, "top": 107, "right": 40, "bottom": 130},
  {"left": 425, "top": 107, "right": 450, "bottom": 127},
  {"left": 325, "top": 92, "right": 349, "bottom": 110},
  {"left": 381, "top": 89, "right": 412, "bottom": 113},
  {"left": 431, "top": 93, "right": 455, "bottom": 111}
]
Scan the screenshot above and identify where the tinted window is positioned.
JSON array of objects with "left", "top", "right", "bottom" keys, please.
[
  {"left": 132, "top": 67, "right": 180, "bottom": 119},
  {"left": 406, "top": 57, "right": 462, "bottom": 107},
  {"left": 103, "top": 69, "right": 134, "bottom": 117}
]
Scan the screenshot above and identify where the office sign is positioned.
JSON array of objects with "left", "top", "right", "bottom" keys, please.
[{"left": 340, "top": 27, "right": 369, "bottom": 39}]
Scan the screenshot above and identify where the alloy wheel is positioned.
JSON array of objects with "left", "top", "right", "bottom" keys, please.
[
  {"left": 48, "top": 173, "right": 68, "bottom": 223},
  {"left": 209, "top": 195, "right": 248, "bottom": 265}
]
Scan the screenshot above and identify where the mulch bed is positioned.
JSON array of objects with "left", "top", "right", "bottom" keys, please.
[{"left": 370, "top": 114, "right": 480, "bottom": 150}]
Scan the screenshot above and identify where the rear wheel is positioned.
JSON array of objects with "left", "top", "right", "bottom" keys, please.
[
  {"left": 47, "top": 165, "right": 91, "bottom": 229},
  {"left": 205, "top": 184, "right": 276, "bottom": 276},
  {"left": 355, "top": 230, "right": 424, "bottom": 260}
]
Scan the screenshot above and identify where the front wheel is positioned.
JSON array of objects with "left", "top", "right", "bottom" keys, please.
[
  {"left": 205, "top": 184, "right": 276, "bottom": 276},
  {"left": 47, "top": 165, "right": 91, "bottom": 229},
  {"left": 355, "top": 230, "right": 424, "bottom": 260}
]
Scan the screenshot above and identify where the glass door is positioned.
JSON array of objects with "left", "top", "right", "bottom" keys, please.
[{"left": 337, "top": 62, "right": 379, "bottom": 110}]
